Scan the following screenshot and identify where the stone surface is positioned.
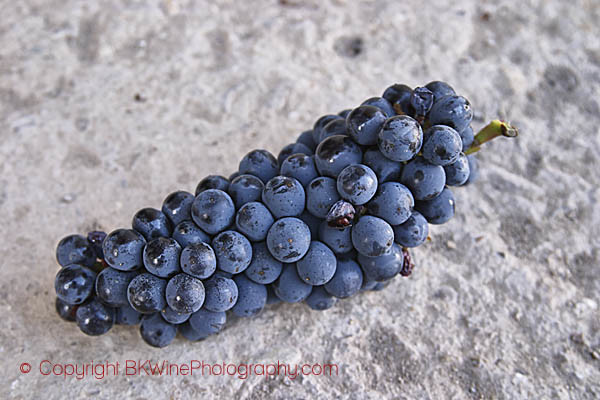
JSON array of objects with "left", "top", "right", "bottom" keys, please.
[{"left": 1, "top": 0, "right": 600, "bottom": 398}]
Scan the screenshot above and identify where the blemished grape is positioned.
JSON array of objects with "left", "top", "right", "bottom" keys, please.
[
  {"left": 425, "top": 81, "right": 456, "bottom": 101},
  {"left": 305, "top": 286, "right": 336, "bottom": 311},
  {"left": 165, "top": 273, "right": 205, "bottom": 313},
  {"left": 280, "top": 153, "right": 319, "bottom": 187},
  {"left": 272, "top": 263, "right": 313, "bottom": 303},
  {"left": 244, "top": 241, "right": 283, "bottom": 284},
  {"left": 296, "top": 241, "right": 337, "bottom": 285},
  {"left": 416, "top": 187, "right": 455, "bottom": 225},
  {"left": 346, "top": 105, "right": 387, "bottom": 146},
  {"left": 410, "top": 87, "right": 434, "bottom": 117},
  {"left": 102, "top": 229, "right": 146, "bottom": 271},
  {"left": 55, "top": 297, "right": 78, "bottom": 322},
  {"left": 143, "top": 237, "right": 182, "bottom": 278},
  {"left": 160, "top": 306, "right": 191, "bottom": 324},
  {"left": 202, "top": 274, "right": 239, "bottom": 312},
  {"left": 231, "top": 274, "right": 267, "bottom": 317},
  {"left": 361, "top": 97, "right": 396, "bottom": 118},
  {"left": 318, "top": 221, "right": 353, "bottom": 254},
  {"left": 444, "top": 153, "right": 470, "bottom": 186},
  {"left": 277, "top": 142, "right": 313, "bottom": 166},
  {"left": 115, "top": 304, "right": 142, "bottom": 325},
  {"left": 95, "top": 267, "right": 139, "bottom": 307},
  {"left": 296, "top": 130, "right": 317, "bottom": 151},
  {"left": 422, "top": 125, "right": 463, "bottom": 166},
  {"left": 132, "top": 208, "right": 173, "bottom": 241},
  {"left": 325, "top": 200, "right": 355, "bottom": 229},
  {"left": 161, "top": 191, "right": 194, "bottom": 226},
  {"left": 172, "top": 220, "right": 210, "bottom": 248},
  {"left": 195, "top": 175, "right": 230, "bottom": 196},
  {"left": 140, "top": 313, "right": 176, "bottom": 348},
  {"left": 313, "top": 114, "right": 343, "bottom": 143},
  {"left": 382, "top": 83, "right": 412, "bottom": 115},
  {"left": 351, "top": 216, "right": 394, "bottom": 257},
  {"left": 400, "top": 157, "right": 446, "bottom": 201},
  {"left": 191, "top": 189, "right": 235, "bottom": 235},
  {"left": 238, "top": 149, "right": 279, "bottom": 183},
  {"left": 76, "top": 298, "right": 115, "bottom": 336},
  {"left": 362, "top": 147, "right": 403, "bottom": 183},
  {"left": 56, "top": 234, "right": 96, "bottom": 267},
  {"left": 235, "top": 201, "right": 275, "bottom": 242},
  {"left": 306, "top": 176, "right": 341, "bottom": 219},
  {"left": 262, "top": 176, "right": 306, "bottom": 218},
  {"left": 228, "top": 174, "right": 264, "bottom": 209},
  {"left": 378, "top": 116, "right": 423, "bottom": 162},
  {"left": 393, "top": 211, "right": 429, "bottom": 248},
  {"left": 180, "top": 242, "right": 217, "bottom": 279},
  {"left": 324, "top": 258, "right": 363, "bottom": 298},
  {"left": 336, "top": 164, "right": 378, "bottom": 205},
  {"left": 55, "top": 264, "right": 97, "bottom": 305},
  {"left": 368, "top": 181, "right": 414, "bottom": 225},
  {"left": 358, "top": 243, "right": 404, "bottom": 282},
  {"left": 319, "top": 118, "right": 348, "bottom": 143},
  {"left": 428, "top": 95, "right": 473, "bottom": 133},
  {"left": 212, "top": 230, "right": 253, "bottom": 274},
  {"left": 314, "top": 135, "right": 363, "bottom": 178},
  {"left": 127, "top": 273, "right": 167, "bottom": 314},
  {"left": 266, "top": 217, "right": 311, "bottom": 263},
  {"left": 189, "top": 308, "right": 227, "bottom": 336}
]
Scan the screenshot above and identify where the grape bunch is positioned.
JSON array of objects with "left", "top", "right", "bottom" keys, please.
[{"left": 53, "top": 81, "right": 517, "bottom": 347}]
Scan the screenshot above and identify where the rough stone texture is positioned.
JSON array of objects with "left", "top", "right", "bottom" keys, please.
[{"left": 1, "top": 0, "right": 599, "bottom": 399}]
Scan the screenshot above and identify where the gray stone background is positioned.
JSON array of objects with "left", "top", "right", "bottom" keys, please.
[{"left": 1, "top": 0, "right": 599, "bottom": 398}]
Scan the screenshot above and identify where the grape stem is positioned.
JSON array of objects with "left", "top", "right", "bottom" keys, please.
[{"left": 465, "top": 120, "right": 518, "bottom": 155}]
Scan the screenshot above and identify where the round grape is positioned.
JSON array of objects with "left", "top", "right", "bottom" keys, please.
[
  {"left": 324, "top": 259, "right": 363, "bottom": 298},
  {"left": 425, "top": 81, "right": 455, "bottom": 102},
  {"left": 415, "top": 187, "right": 455, "bottom": 225},
  {"left": 377, "top": 115, "right": 423, "bottom": 162},
  {"left": 172, "top": 220, "right": 210, "bottom": 248},
  {"left": 239, "top": 149, "right": 279, "bottom": 183},
  {"left": 296, "top": 241, "right": 337, "bottom": 285},
  {"left": 140, "top": 313, "right": 176, "bottom": 348},
  {"left": 361, "top": 96, "right": 396, "bottom": 118},
  {"left": 55, "top": 264, "right": 96, "bottom": 305},
  {"left": 314, "top": 135, "right": 363, "bottom": 178},
  {"left": 262, "top": 176, "right": 306, "bottom": 218},
  {"left": 212, "top": 230, "right": 252, "bottom": 274},
  {"left": 400, "top": 157, "right": 446, "bottom": 201},
  {"left": 367, "top": 182, "right": 414, "bottom": 225},
  {"left": 165, "top": 273, "right": 205, "bottom": 313},
  {"left": 203, "top": 274, "right": 238, "bottom": 312},
  {"left": 236, "top": 201, "right": 275, "bottom": 242},
  {"left": 336, "top": 164, "right": 378, "bottom": 205},
  {"left": 76, "top": 298, "right": 115, "bottom": 336},
  {"left": 351, "top": 216, "right": 394, "bottom": 257},
  {"left": 346, "top": 105, "right": 387, "bottom": 146},
  {"left": 161, "top": 306, "right": 191, "bottom": 324},
  {"left": 232, "top": 274, "right": 267, "bottom": 317},
  {"left": 127, "top": 273, "right": 167, "bottom": 314},
  {"left": 55, "top": 297, "right": 78, "bottom": 322},
  {"left": 428, "top": 95, "right": 473, "bottom": 133},
  {"left": 102, "top": 229, "right": 146, "bottom": 271},
  {"left": 95, "top": 267, "right": 138, "bottom": 307},
  {"left": 191, "top": 189, "right": 235, "bottom": 235},
  {"left": 228, "top": 174, "right": 264, "bottom": 209},
  {"left": 180, "top": 242, "right": 217, "bottom": 279},
  {"left": 306, "top": 176, "right": 341, "bottom": 218},
  {"left": 272, "top": 263, "right": 312, "bottom": 303},
  {"left": 132, "top": 208, "right": 172, "bottom": 241},
  {"left": 422, "top": 125, "right": 463, "bottom": 166},
  {"left": 393, "top": 211, "right": 429, "bottom": 248},
  {"left": 266, "top": 217, "right": 311, "bottom": 263},
  {"left": 444, "top": 153, "right": 470, "bottom": 186},
  {"left": 362, "top": 147, "right": 403, "bottom": 183},
  {"left": 143, "top": 237, "right": 182, "bottom": 278},
  {"left": 56, "top": 234, "right": 96, "bottom": 267},
  {"left": 189, "top": 308, "right": 227, "bottom": 336},
  {"left": 358, "top": 243, "right": 403, "bottom": 282},
  {"left": 244, "top": 241, "right": 283, "bottom": 284},
  {"left": 195, "top": 175, "right": 230, "bottom": 195},
  {"left": 161, "top": 191, "right": 194, "bottom": 226},
  {"left": 280, "top": 153, "right": 318, "bottom": 187}
]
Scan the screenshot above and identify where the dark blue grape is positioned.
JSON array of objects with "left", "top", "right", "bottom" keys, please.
[
  {"left": 143, "top": 237, "right": 182, "bottom": 278},
  {"left": 232, "top": 274, "right": 267, "bottom": 317},
  {"left": 362, "top": 148, "right": 403, "bottom": 183},
  {"left": 277, "top": 142, "right": 314, "bottom": 166},
  {"left": 422, "top": 125, "right": 463, "bottom": 166},
  {"left": 178, "top": 321, "right": 209, "bottom": 341},
  {"left": 244, "top": 242, "right": 283, "bottom": 284},
  {"left": 55, "top": 264, "right": 96, "bottom": 305},
  {"left": 428, "top": 95, "right": 473, "bottom": 133},
  {"left": 162, "top": 191, "right": 194, "bottom": 226},
  {"left": 165, "top": 273, "right": 205, "bottom": 313},
  {"left": 306, "top": 176, "right": 341, "bottom": 218},
  {"left": 55, "top": 297, "right": 78, "bottom": 322},
  {"left": 95, "top": 267, "right": 138, "bottom": 306},
  {"left": 280, "top": 153, "right": 318, "bottom": 187},
  {"left": 115, "top": 304, "right": 142, "bottom": 325},
  {"left": 195, "top": 175, "right": 230, "bottom": 196},
  {"left": 239, "top": 149, "right": 279, "bottom": 183},
  {"left": 266, "top": 217, "right": 311, "bottom": 263},
  {"left": 314, "top": 135, "right": 363, "bottom": 178},
  {"left": 319, "top": 118, "right": 347, "bottom": 143},
  {"left": 189, "top": 308, "right": 226, "bottom": 336},
  {"left": 313, "top": 114, "right": 343, "bottom": 143},
  {"left": 76, "top": 298, "right": 115, "bottom": 336},
  {"left": 393, "top": 211, "right": 429, "bottom": 248},
  {"left": 212, "top": 230, "right": 252, "bottom": 274},
  {"left": 444, "top": 153, "right": 470, "bottom": 186},
  {"left": 324, "top": 258, "right": 363, "bottom": 298},
  {"left": 180, "top": 242, "right": 216, "bottom": 279},
  {"left": 425, "top": 81, "right": 455, "bottom": 102},
  {"left": 140, "top": 313, "right": 176, "bottom": 348},
  {"left": 464, "top": 155, "right": 479, "bottom": 185},
  {"left": 382, "top": 83, "right": 412, "bottom": 115},
  {"left": 415, "top": 187, "right": 455, "bottom": 225},
  {"left": 56, "top": 234, "right": 96, "bottom": 267},
  {"left": 318, "top": 221, "right": 352, "bottom": 254},
  {"left": 305, "top": 286, "right": 336, "bottom": 310},
  {"left": 202, "top": 274, "right": 238, "bottom": 312},
  {"left": 262, "top": 176, "right": 305, "bottom": 218},
  {"left": 346, "top": 105, "right": 387, "bottom": 145},
  {"left": 326, "top": 200, "right": 355, "bottom": 228},
  {"left": 351, "top": 216, "right": 394, "bottom": 257},
  {"left": 172, "top": 220, "right": 210, "bottom": 248},
  {"left": 86, "top": 231, "right": 106, "bottom": 260},
  {"left": 191, "top": 189, "right": 235, "bottom": 235},
  {"left": 132, "top": 208, "right": 172, "bottom": 241},
  {"left": 127, "top": 273, "right": 167, "bottom": 314},
  {"left": 229, "top": 171, "right": 240, "bottom": 181},
  {"left": 296, "top": 241, "right": 337, "bottom": 285},
  {"left": 338, "top": 109, "right": 352, "bottom": 119},
  {"left": 459, "top": 125, "right": 474, "bottom": 149},
  {"left": 368, "top": 182, "right": 414, "bottom": 225},
  {"left": 378, "top": 116, "right": 423, "bottom": 162},
  {"left": 296, "top": 130, "right": 317, "bottom": 151},
  {"left": 272, "top": 263, "right": 312, "bottom": 303},
  {"left": 266, "top": 285, "right": 282, "bottom": 305},
  {"left": 102, "top": 229, "right": 146, "bottom": 271},
  {"left": 228, "top": 174, "right": 264, "bottom": 209},
  {"left": 236, "top": 202, "right": 275, "bottom": 242},
  {"left": 299, "top": 209, "right": 321, "bottom": 239},
  {"left": 358, "top": 243, "right": 403, "bottom": 282},
  {"left": 361, "top": 97, "right": 396, "bottom": 118},
  {"left": 410, "top": 87, "right": 434, "bottom": 116},
  {"left": 400, "top": 157, "right": 446, "bottom": 201},
  {"left": 336, "top": 164, "right": 378, "bottom": 205},
  {"left": 161, "top": 306, "right": 190, "bottom": 324}
]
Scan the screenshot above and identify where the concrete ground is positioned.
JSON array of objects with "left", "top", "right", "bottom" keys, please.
[{"left": 1, "top": 0, "right": 599, "bottom": 398}]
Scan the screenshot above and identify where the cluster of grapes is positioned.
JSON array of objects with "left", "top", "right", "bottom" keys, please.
[{"left": 53, "top": 81, "right": 516, "bottom": 347}]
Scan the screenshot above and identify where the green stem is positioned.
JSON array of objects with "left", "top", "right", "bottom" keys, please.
[{"left": 465, "top": 120, "right": 519, "bottom": 155}]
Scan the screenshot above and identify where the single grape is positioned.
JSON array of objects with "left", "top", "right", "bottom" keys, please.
[
  {"left": 358, "top": 243, "right": 403, "bottom": 282},
  {"left": 424, "top": 81, "right": 455, "bottom": 102},
  {"left": 367, "top": 182, "right": 414, "bottom": 225},
  {"left": 140, "top": 313, "right": 176, "bottom": 348},
  {"left": 229, "top": 171, "right": 240, "bottom": 181},
  {"left": 244, "top": 242, "right": 283, "bottom": 284},
  {"left": 238, "top": 149, "right": 279, "bottom": 183},
  {"left": 319, "top": 118, "right": 347, "bottom": 143},
  {"left": 189, "top": 308, "right": 227, "bottom": 336},
  {"left": 415, "top": 187, "right": 455, "bottom": 225},
  {"left": 296, "top": 241, "right": 337, "bottom": 285},
  {"left": 172, "top": 220, "right": 211, "bottom": 248},
  {"left": 143, "top": 237, "right": 182, "bottom": 278},
  {"left": 280, "top": 153, "right": 318, "bottom": 187},
  {"left": 318, "top": 221, "right": 352, "bottom": 254},
  {"left": 296, "top": 130, "right": 317, "bottom": 151},
  {"left": 228, "top": 174, "right": 264, "bottom": 209},
  {"left": 422, "top": 125, "right": 463, "bottom": 166},
  {"left": 202, "top": 274, "right": 238, "bottom": 312},
  {"left": 377, "top": 115, "right": 423, "bottom": 162},
  {"left": 444, "top": 153, "right": 470, "bottom": 186},
  {"left": 191, "top": 189, "right": 235, "bottom": 235},
  {"left": 393, "top": 211, "right": 429, "bottom": 248},
  {"left": 351, "top": 216, "right": 394, "bottom": 257},
  {"left": 345, "top": 105, "right": 387, "bottom": 145},
  {"left": 132, "top": 208, "right": 172, "bottom": 241},
  {"left": 76, "top": 298, "right": 115, "bottom": 336},
  {"left": 180, "top": 242, "right": 217, "bottom": 279},
  {"left": 266, "top": 217, "right": 311, "bottom": 263},
  {"left": 55, "top": 264, "right": 96, "bottom": 305},
  {"left": 235, "top": 202, "right": 275, "bottom": 242},
  {"left": 232, "top": 274, "right": 267, "bottom": 317},
  {"left": 165, "top": 273, "right": 205, "bottom": 313},
  {"left": 115, "top": 304, "right": 142, "bottom": 325},
  {"left": 428, "top": 95, "right": 473, "bottom": 133},
  {"left": 162, "top": 191, "right": 194, "bottom": 226},
  {"left": 212, "top": 230, "right": 252, "bottom": 274},
  {"left": 161, "top": 306, "right": 191, "bottom": 324},
  {"left": 195, "top": 175, "right": 230, "bottom": 196},
  {"left": 277, "top": 142, "right": 314, "bottom": 166},
  {"left": 55, "top": 297, "right": 78, "bottom": 322},
  {"left": 361, "top": 96, "right": 396, "bottom": 118},
  {"left": 382, "top": 83, "right": 412, "bottom": 115},
  {"left": 272, "top": 263, "right": 312, "bottom": 303},
  {"left": 305, "top": 286, "right": 336, "bottom": 311},
  {"left": 464, "top": 155, "right": 479, "bottom": 185},
  {"left": 326, "top": 200, "right": 355, "bottom": 229},
  {"left": 298, "top": 209, "right": 321, "bottom": 239},
  {"left": 362, "top": 147, "right": 403, "bottom": 183},
  {"left": 86, "top": 231, "right": 107, "bottom": 261},
  {"left": 336, "top": 164, "right": 378, "bottom": 205},
  {"left": 262, "top": 176, "right": 306, "bottom": 218},
  {"left": 127, "top": 273, "right": 167, "bottom": 314},
  {"left": 102, "top": 229, "right": 146, "bottom": 271},
  {"left": 459, "top": 125, "right": 474, "bottom": 149},
  {"left": 178, "top": 321, "right": 210, "bottom": 341},
  {"left": 314, "top": 135, "right": 363, "bottom": 178},
  {"left": 400, "top": 157, "right": 446, "bottom": 201},
  {"left": 56, "top": 234, "right": 96, "bottom": 267},
  {"left": 305, "top": 176, "right": 341, "bottom": 218},
  {"left": 410, "top": 87, "right": 434, "bottom": 117},
  {"left": 313, "top": 114, "right": 343, "bottom": 143},
  {"left": 95, "top": 267, "right": 139, "bottom": 307},
  {"left": 324, "top": 258, "right": 363, "bottom": 298}
]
